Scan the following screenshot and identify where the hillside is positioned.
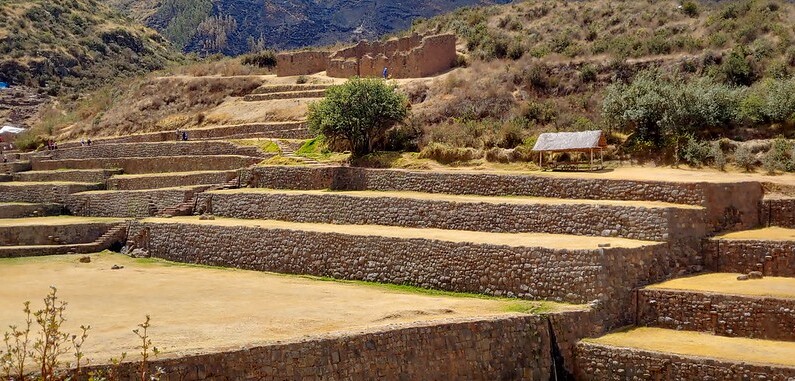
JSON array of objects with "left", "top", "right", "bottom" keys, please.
[
  {"left": 103, "top": 0, "right": 511, "bottom": 55},
  {"left": 0, "top": 0, "right": 181, "bottom": 95}
]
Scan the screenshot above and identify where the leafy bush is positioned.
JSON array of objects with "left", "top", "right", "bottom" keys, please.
[
  {"left": 762, "top": 137, "right": 793, "bottom": 173},
  {"left": 711, "top": 141, "right": 727, "bottom": 171},
  {"left": 241, "top": 50, "right": 277, "bottom": 68},
  {"left": 682, "top": 1, "right": 699, "bottom": 17},
  {"left": 307, "top": 78, "right": 409, "bottom": 157},
  {"left": 733, "top": 143, "right": 756, "bottom": 171},
  {"left": 681, "top": 136, "right": 711, "bottom": 166}
]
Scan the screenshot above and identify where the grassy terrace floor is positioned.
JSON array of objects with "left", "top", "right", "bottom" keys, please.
[
  {"left": 715, "top": 227, "right": 795, "bottom": 241},
  {"left": 645, "top": 273, "right": 795, "bottom": 299},
  {"left": 0, "top": 216, "right": 123, "bottom": 226},
  {"left": 586, "top": 327, "right": 795, "bottom": 367},
  {"left": 0, "top": 253, "right": 577, "bottom": 363},
  {"left": 210, "top": 188, "right": 703, "bottom": 209},
  {"left": 142, "top": 216, "right": 658, "bottom": 249}
]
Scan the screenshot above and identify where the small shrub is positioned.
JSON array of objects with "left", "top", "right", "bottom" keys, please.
[
  {"left": 681, "top": 136, "right": 711, "bottom": 167},
  {"left": 762, "top": 137, "right": 793, "bottom": 173},
  {"left": 418, "top": 142, "right": 483, "bottom": 164},
  {"left": 711, "top": 141, "right": 727, "bottom": 171},
  {"left": 681, "top": 1, "right": 699, "bottom": 17},
  {"left": 241, "top": 50, "right": 277, "bottom": 68},
  {"left": 296, "top": 75, "right": 308, "bottom": 84},
  {"left": 580, "top": 65, "right": 597, "bottom": 83}
]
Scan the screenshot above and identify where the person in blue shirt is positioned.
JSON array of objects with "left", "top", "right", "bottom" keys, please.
[{"left": 382, "top": 67, "right": 388, "bottom": 79}]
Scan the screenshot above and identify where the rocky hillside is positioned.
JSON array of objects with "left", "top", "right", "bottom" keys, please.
[
  {"left": 0, "top": 0, "right": 181, "bottom": 95},
  {"left": 103, "top": 0, "right": 511, "bottom": 55}
]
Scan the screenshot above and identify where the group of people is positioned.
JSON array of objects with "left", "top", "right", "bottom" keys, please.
[
  {"left": 79, "top": 139, "right": 93, "bottom": 147},
  {"left": 46, "top": 139, "right": 58, "bottom": 150}
]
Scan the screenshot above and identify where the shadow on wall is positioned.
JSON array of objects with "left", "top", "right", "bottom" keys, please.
[{"left": 276, "top": 34, "right": 457, "bottom": 79}]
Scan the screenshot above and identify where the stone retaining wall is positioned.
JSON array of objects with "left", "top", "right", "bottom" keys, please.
[
  {"left": 45, "top": 141, "right": 264, "bottom": 160},
  {"left": 0, "top": 223, "right": 114, "bottom": 246},
  {"left": 129, "top": 220, "right": 697, "bottom": 327},
  {"left": 0, "top": 160, "right": 31, "bottom": 173},
  {"left": 67, "top": 187, "right": 207, "bottom": 217},
  {"left": 0, "top": 183, "right": 101, "bottom": 204},
  {"left": 703, "top": 239, "right": 795, "bottom": 277},
  {"left": 58, "top": 122, "right": 308, "bottom": 148},
  {"left": 14, "top": 169, "right": 122, "bottom": 183},
  {"left": 0, "top": 203, "right": 62, "bottom": 218},
  {"left": 108, "top": 171, "right": 238, "bottom": 190},
  {"left": 79, "top": 315, "right": 554, "bottom": 381},
  {"left": 637, "top": 289, "right": 795, "bottom": 341},
  {"left": 244, "top": 166, "right": 762, "bottom": 232},
  {"left": 206, "top": 191, "right": 706, "bottom": 241},
  {"left": 761, "top": 198, "right": 795, "bottom": 228},
  {"left": 33, "top": 156, "right": 261, "bottom": 174},
  {"left": 575, "top": 342, "right": 795, "bottom": 380}
]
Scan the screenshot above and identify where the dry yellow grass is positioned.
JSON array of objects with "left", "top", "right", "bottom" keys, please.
[
  {"left": 211, "top": 188, "right": 702, "bottom": 209},
  {"left": 0, "top": 253, "right": 570, "bottom": 364},
  {"left": 586, "top": 327, "right": 795, "bottom": 367},
  {"left": 142, "top": 216, "right": 657, "bottom": 249},
  {"left": 0, "top": 216, "right": 122, "bottom": 226},
  {"left": 715, "top": 227, "right": 795, "bottom": 241},
  {"left": 646, "top": 273, "right": 795, "bottom": 299}
]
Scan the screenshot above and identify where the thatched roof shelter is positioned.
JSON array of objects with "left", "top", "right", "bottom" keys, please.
[
  {"left": 531, "top": 130, "right": 607, "bottom": 153},
  {"left": 531, "top": 130, "right": 607, "bottom": 170}
]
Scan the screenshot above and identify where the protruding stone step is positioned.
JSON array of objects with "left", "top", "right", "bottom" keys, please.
[
  {"left": 638, "top": 273, "right": 795, "bottom": 341},
  {"left": 13, "top": 169, "right": 122, "bottom": 183},
  {"left": 0, "top": 182, "right": 102, "bottom": 204},
  {"left": 129, "top": 216, "right": 679, "bottom": 311},
  {"left": 32, "top": 155, "right": 262, "bottom": 174},
  {"left": 704, "top": 228, "right": 795, "bottom": 277},
  {"left": 107, "top": 170, "right": 239, "bottom": 190},
  {"left": 0, "top": 202, "right": 62, "bottom": 218},
  {"left": 243, "top": 89, "right": 326, "bottom": 102},
  {"left": 205, "top": 189, "right": 706, "bottom": 241},
  {"left": 576, "top": 328, "right": 795, "bottom": 380}
]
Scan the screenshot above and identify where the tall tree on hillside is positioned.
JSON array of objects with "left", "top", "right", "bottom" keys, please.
[{"left": 307, "top": 78, "right": 409, "bottom": 157}]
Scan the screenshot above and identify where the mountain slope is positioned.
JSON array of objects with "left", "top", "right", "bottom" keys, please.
[
  {"left": 0, "top": 0, "right": 182, "bottom": 94},
  {"left": 103, "top": 0, "right": 511, "bottom": 55}
]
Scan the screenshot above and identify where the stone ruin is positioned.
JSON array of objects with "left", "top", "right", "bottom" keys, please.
[{"left": 276, "top": 33, "right": 457, "bottom": 78}]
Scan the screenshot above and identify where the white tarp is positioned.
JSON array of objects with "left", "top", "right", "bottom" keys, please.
[{"left": 0, "top": 125, "right": 25, "bottom": 134}]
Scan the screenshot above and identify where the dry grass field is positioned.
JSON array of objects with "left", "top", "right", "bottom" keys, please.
[
  {"left": 586, "top": 327, "right": 795, "bottom": 367},
  {"left": 646, "top": 273, "right": 795, "bottom": 299},
  {"left": 0, "top": 253, "right": 571, "bottom": 364},
  {"left": 715, "top": 227, "right": 795, "bottom": 241}
]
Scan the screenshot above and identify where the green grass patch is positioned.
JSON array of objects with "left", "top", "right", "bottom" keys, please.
[{"left": 258, "top": 156, "right": 307, "bottom": 166}]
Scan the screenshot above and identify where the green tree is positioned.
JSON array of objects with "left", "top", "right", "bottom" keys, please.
[{"left": 307, "top": 78, "right": 409, "bottom": 157}]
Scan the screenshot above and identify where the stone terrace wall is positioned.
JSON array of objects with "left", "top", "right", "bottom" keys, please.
[
  {"left": 43, "top": 141, "right": 264, "bottom": 160},
  {"left": 0, "top": 161, "right": 31, "bottom": 173},
  {"left": 33, "top": 156, "right": 262, "bottom": 174},
  {"left": 244, "top": 166, "right": 762, "bottom": 232},
  {"left": 703, "top": 239, "right": 795, "bottom": 276},
  {"left": 67, "top": 187, "right": 207, "bottom": 217},
  {"left": 129, "top": 220, "right": 697, "bottom": 327},
  {"left": 576, "top": 342, "right": 795, "bottom": 380},
  {"left": 108, "top": 171, "right": 239, "bottom": 190},
  {"left": 761, "top": 198, "right": 795, "bottom": 228},
  {"left": 0, "top": 183, "right": 101, "bottom": 204},
  {"left": 14, "top": 169, "right": 121, "bottom": 183},
  {"left": 637, "top": 289, "right": 795, "bottom": 341},
  {"left": 0, "top": 223, "right": 113, "bottom": 246},
  {"left": 206, "top": 191, "right": 706, "bottom": 241},
  {"left": 0, "top": 203, "right": 61, "bottom": 218},
  {"left": 80, "top": 315, "right": 555, "bottom": 381}
]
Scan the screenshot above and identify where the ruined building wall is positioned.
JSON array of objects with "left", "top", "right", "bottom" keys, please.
[{"left": 278, "top": 34, "right": 456, "bottom": 79}]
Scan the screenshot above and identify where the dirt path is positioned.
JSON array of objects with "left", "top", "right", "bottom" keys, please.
[{"left": 0, "top": 253, "right": 568, "bottom": 364}]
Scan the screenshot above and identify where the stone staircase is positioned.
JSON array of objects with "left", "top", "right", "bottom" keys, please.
[
  {"left": 273, "top": 140, "right": 321, "bottom": 165},
  {"left": 0, "top": 218, "right": 127, "bottom": 258}
]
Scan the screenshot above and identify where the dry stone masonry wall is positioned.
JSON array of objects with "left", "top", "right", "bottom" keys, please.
[
  {"left": 107, "top": 171, "right": 239, "bottom": 191},
  {"left": 33, "top": 156, "right": 261, "bottom": 174},
  {"left": 13, "top": 169, "right": 121, "bottom": 183},
  {"left": 82, "top": 315, "right": 556, "bottom": 381},
  {"left": 44, "top": 141, "right": 265, "bottom": 160},
  {"left": 244, "top": 166, "right": 763, "bottom": 232},
  {"left": 0, "top": 203, "right": 61, "bottom": 218},
  {"left": 761, "top": 198, "right": 795, "bottom": 228},
  {"left": 0, "top": 223, "right": 114, "bottom": 246},
  {"left": 704, "top": 239, "right": 795, "bottom": 277},
  {"left": 576, "top": 342, "right": 795, "bottom": 380},
  {"left": 206, "top": 191, "right": 706, "bottom": 241},
  {"left": 276, "top": 34, "right": 456, "bottom": 78},
  {"left": 0, "top": 183, "right": 101, "bottom": 204},
  {"left": 67, "top": 187, "right": 207, "bottom": 217},
  {"left": 637, "top": 289, "right": 795, "bottom": 341}
]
